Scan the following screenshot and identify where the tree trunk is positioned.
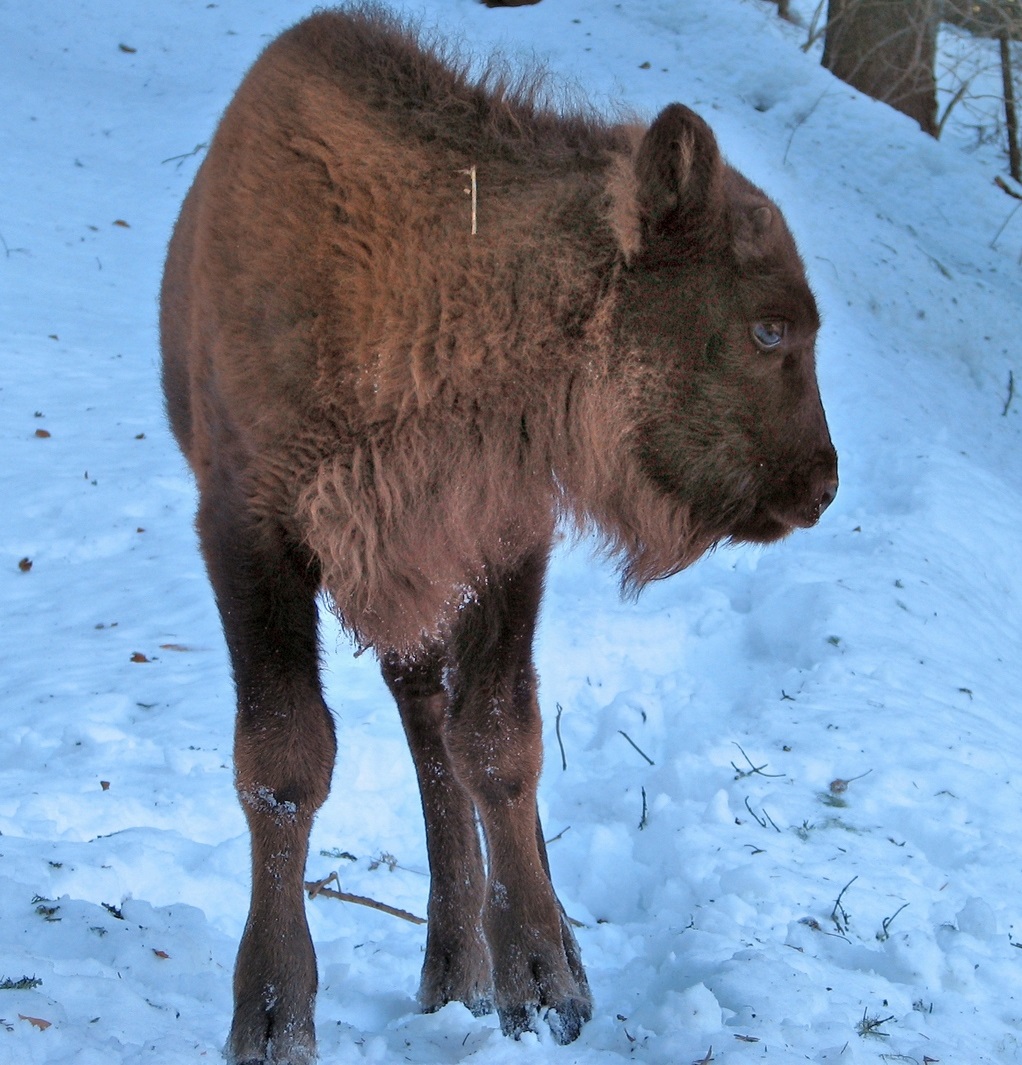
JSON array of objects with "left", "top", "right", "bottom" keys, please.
[
  {"left": 1000, "top": 32, "right": 1021, "bottom": 181},
  {"left": 823, "top": 0, "right": 938, "bottom": 136}
]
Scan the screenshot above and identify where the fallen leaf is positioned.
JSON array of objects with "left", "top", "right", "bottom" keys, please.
[
  {"left": 130, "top": 652, "right": 150, "bottom": 663},
  {"left": 118, "top": 43, "right": 137, "bottom": 54},
  {"left": 18, "top": 557, "right": 33, "bottom": 572},
  {"left": 113, "top": 219, "right": 131, "bottom": 228},
  {"left": 19, "top": 1014, "right": 51, "bottom": 1031},
  {"left": 100, "top": 781, "right": 110, "bottom": 791},
  {"left": 34, "top": 428, "right": 51, "bottom": 438},
  {"left": 160, "top": 643, "right": 192, "bottom": 652},
  {"left": 152, "top": 949, "right": 170, "bottom": 959}
]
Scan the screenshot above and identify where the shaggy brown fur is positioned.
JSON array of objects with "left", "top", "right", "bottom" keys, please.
[{"left": 161, "top": 5, "right": 837, "bottom": 1062}]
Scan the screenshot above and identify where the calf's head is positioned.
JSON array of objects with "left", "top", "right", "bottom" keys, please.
[{"left": 613, "top": 105, "right": 837, "bottom": 557}]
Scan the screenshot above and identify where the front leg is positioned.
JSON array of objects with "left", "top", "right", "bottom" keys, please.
[
  {"left": 444, "top": 545, "right": 593, "bottom": 1044},
  {"left": 198, "top": 487, "right": 336, "bottom": 1065}
]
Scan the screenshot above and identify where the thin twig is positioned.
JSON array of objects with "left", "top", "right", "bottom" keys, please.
[
  {"left": 990, "top": 201, "right": 1022, "bottom": 248},
  {"left": 731, "top": 742, "right": 785, "bottom": 779},
  {"left": 936, "top": 78, "right": 972, "bottom": 138},
  {"left": 555, "top": 702, "right": 567, "bottom": 771},
  {"left": 744, "top": 796, "right": 781, "bottom": 832},
  {"left": 161, "top": 142, "right": 207, "bottom": 167},
  {"left": 831, "top": 875, "right": 858, "bottom": 934},
  {"left": 744, "top": 796, "right": 767, "bottom": 828},
  {"left": 995, "top": 176, "right": 1022, "bottom": 201},
  {"left": 0, "top": 232, "right": 27, "bottom": 258},
  {"left": 306, "top": 872, "right": 425, "bottom": 925},
  {"left": 1003, "top": 370, "right": 1015, "bottom": 416},
  {"left": 618, "top": 730, "right": 654, "bottom": 766},
  {"left": 783, "top": 92, "right": 828, "bottom": 166},
  {"left": 638, "top": 786, "right": 648, "bottom": 831},
  {"left": 802, "top": 2, "right": 827, "bottom": 52},
  {"left": 878, "top": 902, "right": 910, "bottom": 941}
]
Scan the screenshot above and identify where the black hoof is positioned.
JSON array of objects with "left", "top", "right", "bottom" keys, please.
[
  {"left": 545, "top": 996, "right": 592, "bottom": 1045},
  {"left": 498, "top": 1002, "right": 538, "bottom": 1040}
]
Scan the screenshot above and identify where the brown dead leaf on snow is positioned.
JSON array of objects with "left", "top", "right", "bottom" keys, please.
[
  {"left": 152, "top": 949, "right": 170, "bottom": 959},
  {"left": 130, "top": 652, "right": 150, "bottom": 663},
  {"left": 118, "top": 43, "right": 137, "bottom": 54},
  {"left": 830, "top": 770, "right": 871, "bottom": 794},
  {"left": 159, "top": 643, "right": 192, "bottom": 652},
  {"left": 19, "top": 1014, "right": 51, "bottom": 1031},
  {"left": 34, "top": 428, "right": 51, "bottom": 439},
  {"left": 113, "top": 219, "right": 131, "bottom": 228},
  {"left": 100, "top": 781, "right": 110, "bottom": 791},
  {"left": 18, "top": 558, "right": 33, "bottom": 572}
]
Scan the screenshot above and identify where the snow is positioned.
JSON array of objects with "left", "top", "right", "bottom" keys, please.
[{"left": 2, "top": 0, "right": 1021, "bottom": 1062}]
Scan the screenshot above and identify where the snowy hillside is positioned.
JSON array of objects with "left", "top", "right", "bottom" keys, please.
[{"left": 2, "top": 1, "right": 1021, "bottom": 1063}]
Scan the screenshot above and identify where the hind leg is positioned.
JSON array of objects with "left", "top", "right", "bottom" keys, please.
[
  {"left": 197, "top": 476, "right": 335, "bottom": 1065},
  {"left": 381, "top": 652, "right": 494, "bottom": 1015},
  {"left": 443, "top": 545, "right": 592, "bottom": 1044}
]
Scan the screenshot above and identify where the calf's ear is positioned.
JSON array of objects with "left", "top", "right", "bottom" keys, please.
[{"left": 635, "top": 104, "right": 724, "bottom": 241}]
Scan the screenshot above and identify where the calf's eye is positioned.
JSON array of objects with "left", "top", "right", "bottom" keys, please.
[{"left": 751, "top": 320, "right": 786, "bottom": 351}]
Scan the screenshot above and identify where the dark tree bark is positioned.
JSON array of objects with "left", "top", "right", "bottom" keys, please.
[
  {"left": 1000, "top": 32, "right": 1021, "bottom": 180},
  {"left": 823, "top": 0, "right": 939, "bottom": 136}
]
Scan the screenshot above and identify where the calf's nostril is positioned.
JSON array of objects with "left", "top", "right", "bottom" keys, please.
[{"left": 817, "top": 477, "right": 838, "bottom": 516}]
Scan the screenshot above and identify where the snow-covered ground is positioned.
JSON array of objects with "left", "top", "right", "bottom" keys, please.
[{"left": 2, "top": 1, "right": 1021, "bottom": 1062}]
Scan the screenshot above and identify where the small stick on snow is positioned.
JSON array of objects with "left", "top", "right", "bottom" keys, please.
[
  {"left": 831, "top": 875, "right": 858, "bottom": 935},
  {"left": 618, "top": 730, "right": 654, "bottom": 765},
  {"left": 744, "top": 796, "right": 781, "bottom": 832},
  {"left": 306, "top": 872, "right": 425, "bottom": 925},
  {"left": 555, "top": 702, "right": 567, "bottom": 771},
  {"left": 731, "top": 741, "right": 785, "bottom": 779},
  {"left": 878, "top": 901, "right": 910, "bottom": 942}
]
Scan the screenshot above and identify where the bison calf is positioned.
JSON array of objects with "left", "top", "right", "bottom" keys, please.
[{"left": 161, "top": 5, "right": 837, "bottom": 1060}]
